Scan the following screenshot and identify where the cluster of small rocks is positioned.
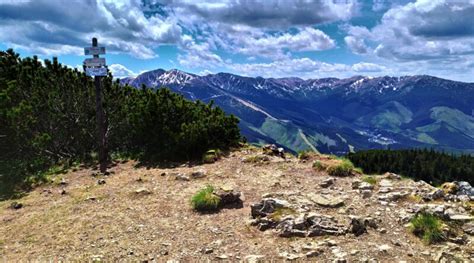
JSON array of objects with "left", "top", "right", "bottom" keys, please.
[
  {"left": 164, "top": 169, "right": 207, "bottom": 181},
  {"left": 249, "top": 198, "right": 377, "bottom": 238},
  {"left": 262, "top": 144, "right": 285, "bottom": 158}
]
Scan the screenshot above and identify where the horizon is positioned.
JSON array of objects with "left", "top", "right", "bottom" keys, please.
[
  {"left": 121, "top": 67, "right": 474, "bottom": 84},
  {"left": 1, "top": 0, "right": 474, "bottom": 82}
]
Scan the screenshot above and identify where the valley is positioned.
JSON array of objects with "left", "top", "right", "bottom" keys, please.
[{"left": 121, "top": 71, "right": 474, "bottom": 155}]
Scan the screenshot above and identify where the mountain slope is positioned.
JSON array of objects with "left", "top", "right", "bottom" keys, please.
[{"left": 120, "top": 70, "right": 474, "bottom": 154}]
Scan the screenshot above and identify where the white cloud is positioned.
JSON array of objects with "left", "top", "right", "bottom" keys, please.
[
  {"left": 232, "top": 27, "right": 336, "bottom": 59},
  {"left": 0, "top": 0, "right": 182, "bottom": 58},
  {"left": 351, "top": 62, "right": 386, "bottom": 72},
  {"left": 227, "top": 58, "right": 390, "bottom": 79},
  {"left": 344, "top": 36, "right": 368, "bottom": 55},
  {"left": 108, "top": 63, "right": 137, "bottom": 78},
  {"left": 167, "top": 0, "right": 358, "bottom": 29},
  {"left": 345, "top": 0, "right": 474, "bottom": 61}
]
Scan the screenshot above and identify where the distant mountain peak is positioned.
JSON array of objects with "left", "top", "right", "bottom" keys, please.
[{"left": 158, "top": 69, "right": 196, "bottom": 85}]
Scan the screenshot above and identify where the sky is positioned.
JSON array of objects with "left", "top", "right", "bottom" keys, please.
[{"left": 0, "top": 0, "right": 473, "bottom": 82}]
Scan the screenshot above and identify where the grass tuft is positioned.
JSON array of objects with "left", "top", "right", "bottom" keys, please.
[
  {"left": 191, "top": 185, "right": 221, "bottom": 212},
  {"left": 327, "top": 159, "right": 355, "bottom": 177},
  {"left": 362, "top": 175, "right": 377, "bottom": 185},
  {"left": 312, "top": 160, "right": 327, "bottom": 171},
  {"left": 202, "top": 149, "right": 221, "bottom": 164},
  {"left": 409, "top": 213, "right": 445, "bottom": 244},
  {"left": 297, "top": 150, "right": 314, "bottom": 160}
]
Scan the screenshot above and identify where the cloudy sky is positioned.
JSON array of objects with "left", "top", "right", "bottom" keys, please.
[{"left": 1, "top": 0, "right": 473, "bottom": 82}]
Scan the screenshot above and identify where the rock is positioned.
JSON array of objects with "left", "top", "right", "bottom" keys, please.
[
  {"left": 263, "top": 144, "right": 285, "bottom": 158},
  {"left": 310, "top": 194, "right": 345, "bottom": 208},
  {"left": 244, "top": 255, "right": 265, "bottom": 263},
  {"left": 279, "top": 252, "right": 302, "bottom": 260},
  {"left": 378, "top": 244, "right": 391, "bottom": 254},
  {"left": 360, "top": 190, "right": 372, "bottom": 199},
  {"left": 203, "top": 248, "right": 213, "bottom": 254},
  {"left": 378, "top": 192, "right": 408, "bottom": 202},
  {"left": 441, "top": 182, "right": 458, "bottom": 195},
  {"left": 216, "top": 254, "right": 229, "bottom": 260},
  {"left": 250, "top": 198, "right": 290, "bottom": 218},
  {"left": 359, "top": 182, "right": 374, "bottom": 190},
  {"left": 305, "top": 250, "right": 321, "bottom": 258},
  {"left": 214, "top": 188, "right": 243, "bottom": 207},
  {"left": 448, "top": 235, "right": 467, "bottom": 245},
  {"left": 352, "top": 180, "right": 362, "bottom": 189},
  {"left": 435, "top": 251, "right": 461, "bottom": 262},
  {"left": 320, "top": 178, "right": 335, "bottom": 188},
  {"left": 348, "top": 217, "right": 367, "bottom": 236},
  {"left": 134, "top": 188, "right": 152, "bottom": 195},
  {"left": 97, "top": 179, "right": 106, "bottom": 185},
  {"left": 383, "top": 172, "right": 401, "bottom": 180},
  {"left": 60, "top": 178, "right": 68, "bottom": 185},
  {"left": 449, "top": 214, "right": 473, "bottom": 221},
  {"left": 422, "top": 189, "right": 445, "bottom": 201},
  {"left": 456, "top": 181, "right": 474, "bottom": 197},
  {"left": 462, "top": 222, "right": 474, "bottom": 235},
  {"left": 175, "top": 173, "right": 190, "bottom": 181},
  {"left": 378, "top": 187, "right": 392, "bottom": 193},
  {"left": 10, "top": 202, "right": 23, "bottom": 210},
  {"left": 190, "top": 170, "right": 206, "bottom": 179},
  {"left": 379, "top": 179, "right": 393, "bottom": 188},
  {"left": 363, "top": 217, "right": 379, "bottom": 229},
  {"left": 86, "top": 196, "right": 97, "bottom": 201},
  {"left": 306, "top": 215, "right": 346, "bottom": 236}
]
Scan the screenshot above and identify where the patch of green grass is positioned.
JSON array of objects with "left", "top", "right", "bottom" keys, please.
[
  {"left": 312, "top": 160, "right": 327, "bottom": 171},
  {"left": 327, "top": 159, "right": 355, "bottom": 177},
  {"left": 409, "top": 213, "right": 445, "bottom": 244},
  {"left": 362, "top": 175, "right": 376, "bottom": 185},
  {"left": 191, "top": 185, "right": 221, "bottom": 212},
  {"left": 269, "top": 207, "right": 297, "bottom": 222}
]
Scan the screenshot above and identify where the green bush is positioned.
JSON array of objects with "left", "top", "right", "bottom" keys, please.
[
  {"left": 0, "top": 49, "right": 241, "bottom": 199},
  {"left": 191, "top": 185, "right": 221, "bottom": 212},
  {"left": 327, "top": 159, "right": 355, "bottom": 176},
  {"left": 409, "top": 213, "right": 445, "bottom": 244}
]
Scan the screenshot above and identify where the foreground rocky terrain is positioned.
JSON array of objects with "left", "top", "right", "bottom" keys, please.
[{"left": 0, "top": 146, "right": 473, "bottom": 262}]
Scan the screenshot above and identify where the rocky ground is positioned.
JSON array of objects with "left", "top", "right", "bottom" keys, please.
[{"left": 0, "top": 146, "right": 473, "bottom": 262}]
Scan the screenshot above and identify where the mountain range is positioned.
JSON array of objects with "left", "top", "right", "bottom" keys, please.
[{"left": 120, "top": 69, "right": 474, "bottom": 155}]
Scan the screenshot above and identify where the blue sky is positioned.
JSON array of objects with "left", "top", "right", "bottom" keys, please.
[{"left": 0, "top": 0, "right": 473, "bottom": 82}]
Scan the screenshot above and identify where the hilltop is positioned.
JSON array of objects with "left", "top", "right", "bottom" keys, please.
[{"left": 1, "top": 147, "right": 472, "bottom": 261}]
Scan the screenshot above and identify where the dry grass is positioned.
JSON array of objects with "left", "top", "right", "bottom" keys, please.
[{"left": 0, "top": 149, "right": 454, "bottom": 261}]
